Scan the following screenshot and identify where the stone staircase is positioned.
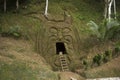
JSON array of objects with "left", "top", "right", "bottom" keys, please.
[{"left": 59, "top": 52, "right": 69, "bottom": 71}]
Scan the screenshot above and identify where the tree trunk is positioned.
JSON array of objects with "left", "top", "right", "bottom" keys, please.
[
  {"left": 4, "top": 0, "right": 6, "bottom": 12},
  {"left": 16, "top": 0, "right": 19, "bottom": 10},
  {"left": 44, "top": 0, "right": 48, "bottom": 16},
  {"left": 113, "top": 0, "right": 117, "bottom": 19},
  {"left": 104, "top": 0, "right": 117, "bottom": 21},
  {"left": 108, "top": 0, "right": 113, "bottom": 22},
  {"left": 104, "top": 3, "right": 108, "bottom": 19},
  {"left": 104, "top": 0, "right": 110, "bottom": 19}
]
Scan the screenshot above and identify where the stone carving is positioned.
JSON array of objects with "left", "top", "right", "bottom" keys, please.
[{"left": 37, "top": 23, "right": 80, "bottom": 71}]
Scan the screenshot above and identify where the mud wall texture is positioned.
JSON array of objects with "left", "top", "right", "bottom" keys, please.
[{"left": 36, "top": 15, "right": 81, "bottom": 71}]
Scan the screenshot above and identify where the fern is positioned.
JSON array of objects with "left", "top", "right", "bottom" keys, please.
[
  {"left": 105, "top": 20, "right": 120, "bottom": 40},
  {"left": 87, "top": 20, "right": 120, "bottom": 41},
  {"left": 106, "top": 20, "right": 120, "bottom": 29},
  {"left": 87, "top": 20, "right": 106, "bottom": 41},
  {"left": 87, "top": 21, "right": 101, "bottom": 38}
]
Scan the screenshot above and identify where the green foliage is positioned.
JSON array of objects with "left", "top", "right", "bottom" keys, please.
[
  {"left": 1, "top": 25, "right": 21, "bottom": 38},
  {"left": 0, "top": 61, "right": 58, "bottom": 80},
  {"left": 93, "top": 54, "right": 102, "bottom": 66},
  {"left": 92, "top": 50, "right": 112, "bottom": 67},
  {"left": 77, "top": 14, "right": 85, "bottom": 20},
  {"left": 9, "top": 26, "right": 21, "bottom": 38},
  {"left": 105, "top": 20, "right": 120, "bottom": 40},
  {"left": 115, "top": 47, "right": 120, "bottom": 53},
  {"left": 87, "top": 21, "right": 101, "bottom": 38},
  {"left": 83, "top": 59, "right": 87, "bottom": 65},
  {"left": 114, "top": 42, "right": 120, "bottom": 53},
  {"left": 103, "top": 50, "right": 112, "bottom": 63},
  {"left": 0, "top": 61, "right": 37, "bottom": 80},
  {"left": 87, "top": 19, "right": 120, "bottom": 41},
  {"left": 83, "top": 59, "right": 88, "bottom": 70}
]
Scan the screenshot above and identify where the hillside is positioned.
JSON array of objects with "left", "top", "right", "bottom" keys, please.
[
  {"left": 0, "top": 0, "right": 120, "bottom": 80},
  {"left": 0, "top": 37, "right": 59, "bottom": 80},
  {"left": 85, "top": 56, "right": 120, "bottom": 78}
]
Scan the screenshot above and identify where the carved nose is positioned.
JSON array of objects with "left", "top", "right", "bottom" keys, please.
[
  {"left": 59, "top": 35, "right": 63, "bottom": 39},
  {"left": 58, "top": 32, "right": 63, "bottom": 40}
]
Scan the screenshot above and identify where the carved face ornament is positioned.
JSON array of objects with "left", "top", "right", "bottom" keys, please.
[{"left": 49, "top": 27, "right": 72, "bottom": 43}]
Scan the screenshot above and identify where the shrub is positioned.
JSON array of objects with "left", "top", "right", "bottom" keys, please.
[
  {"left": 103, "top": 50, "right": 112, "bottom": 63},
  {"left": 115, "top": 42, "right": 120, "bottom": 53},
  {"left": 83, "top": 59, "right": 88, "bottom": 70},
  {"left": 1, "top": 25, "right": 21, "bottom": 38},
  {"left": 1, "top": 28, "right": 9, "bottom": 37},
  {"left": 93, "top": 54, "right": 102, "bottom": 66},
  {"left": 106, "top": 22, "right": 120, "bottom": 40},
  {"left": 114, "top": 42, "right": 120, "bottom": 56},
  {"left": 8, "top": 26, "right": 21, "bottom": 38},
  {"left": 115, "top": 47, "right": 120, "bottom": 53},
  {"left": 87, "top": 19, "right": 120, "bottom": 41}
]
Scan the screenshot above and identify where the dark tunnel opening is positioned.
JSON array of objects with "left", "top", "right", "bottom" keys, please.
[{"left": 56, "top": 42, "right": 67, "bottom": 54}]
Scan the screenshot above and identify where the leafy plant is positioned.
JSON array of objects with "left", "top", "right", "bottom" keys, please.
[
  {"left": 105, "top": 21, "right": 120, "bottom": 40},
  {"left": 114, "top": 42, "right": 120, "bottom": 54},
  {"left": 1, "top": 25, "right": 21, "bottom": 38},
  {"left": 103, "top": 50, "right": 112, "bottom": 63},
  {"left": 83, "top": 59, "right": 88, "bottom": 70},
  {"left": 8, "top": 25, "right": 21, "bottom": 38},
  {"left": 87, "top": 21, "right": 101, "bottom": 38},
  {"left": 1, "top": 29, "right": 10, "bottom": 37},
  {"left": 115, "top": 47, "right": 120, "bottom": 54},
  {"left": 93, "top": 54, "right": 102, "bottom": 66},
  {"left": 87, "top": 19, "right": 120, "bottom": 41}
]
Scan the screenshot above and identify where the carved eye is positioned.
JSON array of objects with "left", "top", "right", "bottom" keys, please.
[
  {"left": 50, "top": 27, "right": 57, "bottom": 34},
  {"left": 64, "top": 35, "right": 72, "bottom": 43},
  {"left": 49, "top": 35, "right": 57, "bottom": 41},
  {"left": 62, "top": 27, "right": 71, "bottom": 33}
]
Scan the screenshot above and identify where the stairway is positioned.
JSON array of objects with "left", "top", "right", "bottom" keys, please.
[{"left": 59, "top": 52, "right": 69, "bottom": 71}]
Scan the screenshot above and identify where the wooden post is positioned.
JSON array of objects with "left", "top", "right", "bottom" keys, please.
[{"left": 4, "top": 0, "right": 6, "bottom": 12}]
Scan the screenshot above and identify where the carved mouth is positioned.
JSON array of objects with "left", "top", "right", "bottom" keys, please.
[{"left": 56, "top": 42, "right": 67, "bottom": 55}]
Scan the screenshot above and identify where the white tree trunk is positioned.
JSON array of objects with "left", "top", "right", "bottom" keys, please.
[
  {"left": 16, "top": 0, "right": 19, "bottom": 10},
  {"left": 104, "top": 0, "right": 110, "bottom": 19},
  {"left": 104, "top": 0, "right": 108, "bottom": 19},
  {"left": 113, "top": 0, "right": 117, "bottom": 19},
  {"left": 44, "top": 0, "right": 48, "bottom": 16},
  {"left": 104, "top": 0, "right": 117, "bottom": 21},
  {"left": 108, "top": 0, "right": 113, "bottom": 22},
  {"left": 104, "top": 4, "right": 107, "bottom": 19},
  {"left": 4, "top": 0, "right": 6, "bottom": 12}
]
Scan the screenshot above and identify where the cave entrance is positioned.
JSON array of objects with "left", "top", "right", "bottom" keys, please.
[{"left": 56, "top": 42, "right": 67, "bottom": 54}]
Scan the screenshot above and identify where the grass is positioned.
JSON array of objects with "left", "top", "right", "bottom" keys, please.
[
  {"left": 0, "top": 60, "right": 59, "bottom": 80},
  {"left": 0, "top": 52, "right": 16, "bottom": 59},
  {"left": 0, "top": 61, "right": 37, "bottom": 80},
  {"left": 85, "top": 56, "right": 120, "bottom": 78},
  {"left": 0, "top": 37, "right": 59, "bottom": 80},
  {"left": 0, "top": 12, "right": 42, "bottom": 42}
]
